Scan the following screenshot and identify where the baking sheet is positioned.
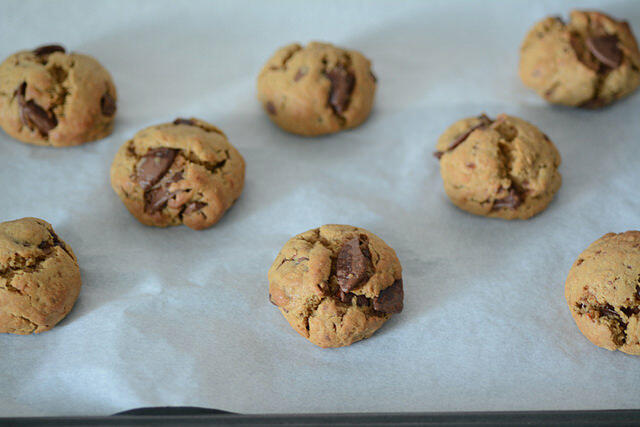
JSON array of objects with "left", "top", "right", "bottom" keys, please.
[{"left": 1, "top": 0, "right": 639, "bottom": 417}]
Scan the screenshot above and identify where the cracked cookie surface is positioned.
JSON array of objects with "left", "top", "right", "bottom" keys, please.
[
  {"left": 257, "top": 41, "right": 377, "bottom": 136},
  {"left": 110, "top": 118, "right": 245, "bottom": 230},
  {"left": 268, "top": 224, "right": 403, "bottom": 348},
  {"left": 0, "top": 44, "right": 117, "bottom": 146},
  {"left": 565, "top": 231, "right": 640, "bottom": 355},
  {"left": 519, "top": 10, "right": 640, "bottom": 108},
  {"left": 435, "top": 114, "right": 562, "bottom": 220},
  {"left": 0, "top": 217, "right": 81, "bottom": 335}
]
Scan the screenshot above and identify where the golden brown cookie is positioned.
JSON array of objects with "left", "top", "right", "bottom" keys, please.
[
  {"left": 434, "top": 114, "right": 562, "bottom": 220},
  {"left": 110, "top": 118, "right": 245, "bottom": 230},
  {"left": 0, "top": 44, "right": 117, "bottom": 146},
  {"left": 0, "top": 217, "right": 81, "bottom": 335},
  {"left": 268, "top": 224, "right": 403, "bottom": 348},
  {"left": 257, "top": 42, "right": 377, "bottom": 136},
  {"left": 565, "top": 231, "right": 640, "bottom": 355},
  {"left": 520, "top": 10, "right": 640, "bottom": 108}
]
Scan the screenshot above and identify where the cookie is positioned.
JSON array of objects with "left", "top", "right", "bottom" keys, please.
[
  {"left": 565, "top": 231, "right": 640, "bottom": 355},
  {"left": 257, "top": 42, "right": 377, "bottom": 136},
  {"left": 519, "top": 10, "right": 640, "bottom": 108},
  {"left": 0, "top": 217, "right": 81, "bottom": 334},
  {"left": 268, "top": 224, "right": 403, "bottom": 348},
  {"left": 110, "top": 118, "right": 245, "bottom": 230},
  {"left": 0, "top": 44, "right": 117, "bottom": 146},
  {"left": 434, "top": 114, "right": 562, "bottom": 220}
]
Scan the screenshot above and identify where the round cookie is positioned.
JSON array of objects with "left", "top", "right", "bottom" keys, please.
[
  {"left": 257, "top": 41, "right": 377, "bottom": 136},
  {"left": 0, "top": 217, "right": 81, "bottom": 334},
  {"left": 565, "top": 231, "right": 640, "bottom": 355},
  {"left": 110, "top": 118, "right": 245, "bottom": 230},
  {"left": 519, "top": 10, "right": 640, "bottom": 108},
  {"left": 0, "top": 44, "right": 117, "bottom": 146},
  {"left": 434, "top": 114, "right": 562, "bottom": 220},
  {"left": 268, "top": 224, "right": 403, "bottom": 348}
]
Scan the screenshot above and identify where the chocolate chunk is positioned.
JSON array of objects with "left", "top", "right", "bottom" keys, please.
[
  {"left": 136, "top": 148, "right": 178, "bottom": 190},
  {"left": 599, "top": 304, "right": 621, "bottom": 319},
  {"left": 570, "top": 33, "right": 600, "bottom": 72},
  {"left": 620, "top": 306, "right": 640, "bottom": 317},
  {"left": 38, "top": 240, "right": 52, "bottom": 250},
  {"left": 373, "top": 279, "right": 404, "bottom": 313},
  {"left": 637, "top": 285, "right": 640, "bottom": 300},
  {"left": 183, "top": 201, "right": 207, "bottom": 215},
  {"left": 100, "top": 92, "right": 116, "bottom": 116},
  {"left": 266, "top": 101, "right": 276, "bottom": 115},
  {"left": 336, "top": 237, "right": 371, "bottom": 292},
  {"left": 15, "top": 82, "right": 58, "bottom": 135},
  {"left": 326, "top": 64, "right": 355, "bottom": 115},
  {"left": 144, "top": 186, "right": 176, "bottom": 213},
  {"left": 446, "top": 114, "right": 492, "bottom": 152},
  {"left": 586, "top": 35, "right": 622, "bottom": 69},
  {"left": 433, "top": 151, "right": 444, "bottom": 160},
  {"left": 492, "top": 187, "right": 523, "bottom": 210},
  {"left": 294, "top": 67, "right": 307, "bottom": 82},
  {"left": 337, "top": 290, "right": 369, "bottom": 306},
  {"left": 33, "top": 44, "right": 65, "bottom": 57},
  {"left": 173, "top": 118, "right": 195, "bottom": 126},
  {"left": 370, "top": 70, "right": 377, "bottom": 83}
]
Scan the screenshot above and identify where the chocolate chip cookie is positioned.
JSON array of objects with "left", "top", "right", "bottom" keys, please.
[
  {"left": 257, "top": 42, "right": 377, "bottom": 136},
  {"left": 565, "top": 231, "right": 640, "bottom": 355},
  {"left": 0, "top": 217, "right": 81, "bottom": 334},
  {"left": 268, "top": 225, "right": 403, "bottom": 348},
  {"left": 110, "top": 118, "right": 245, "bottom": 230},
  {"left": 434, "top": 114, "right": 562, "bottom": 220},
  {"left": 520, "top": 10, "right": 640, "bottom": 108},
  {"left": 0, "top": 44, "right": 117, "bottom": 146}
]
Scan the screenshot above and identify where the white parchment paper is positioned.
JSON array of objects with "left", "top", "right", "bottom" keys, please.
[{"left": 1, "top": 0, "right": 639, "bottom": 417}]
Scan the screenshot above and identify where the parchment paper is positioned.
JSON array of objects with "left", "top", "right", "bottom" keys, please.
[{"left": 1, "top": 0, "right": 639, "bottom": 417}]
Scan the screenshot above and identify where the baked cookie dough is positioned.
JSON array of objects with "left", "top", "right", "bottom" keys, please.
[
  {"left": 565, "top": 231, "right": 640, "bottom": 355},
  {"left": 110, "top": 118, "right": 245, "bottom": 230},
  {"left": 257, "top": 41, "right": 377, "bottom": 136},
  {"left": 268, "top": 224, "right": 403, "bottom": 348},
  {"left": 520, "top": 10, "right": 640, "bottom": 108},
  {"left": 0, "top": 44, "right": 117, "bottom": 146},
  {"left": 0, "top": 217, "right": 81, "bottom": 334},
  {"left": 434, "top": 114, "right": 562, "bottom": 220}
]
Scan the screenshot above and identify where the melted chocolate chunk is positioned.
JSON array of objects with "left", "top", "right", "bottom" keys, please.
[
  {"left": 100, "top": 92, "right": 116, "bottom": 116},
  {"left": 33, "top": 44, "right": 65, "bottom": 57},
  {"left": 173, "top": 118, "right": 195, "bottom": 126},
  {"left": 492, "top": 187, "right": 523, "bottom": 211},
  {"left": 183, "top": 201, "right": 207, "bottom": 215},
  {"left": 15, "top": 82, "right": 58, "bottom": 135},
  {"left": 335, "top": 237, "right": 371, "bottom": 292},
  {"left": 586, "top": 35, "right": 622, "bottom": 69},
  {"left": 373, "top": 279, "right": 404, "bottom": 313},
  {"left": 136, "top": 148, "right": 178, "bottom": 190},
  {"left": 326, "top": 64, "right": 355, "bottom": 115},
  {"left": 433, "top": 151, "right": 444, "bottom": 159}
]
